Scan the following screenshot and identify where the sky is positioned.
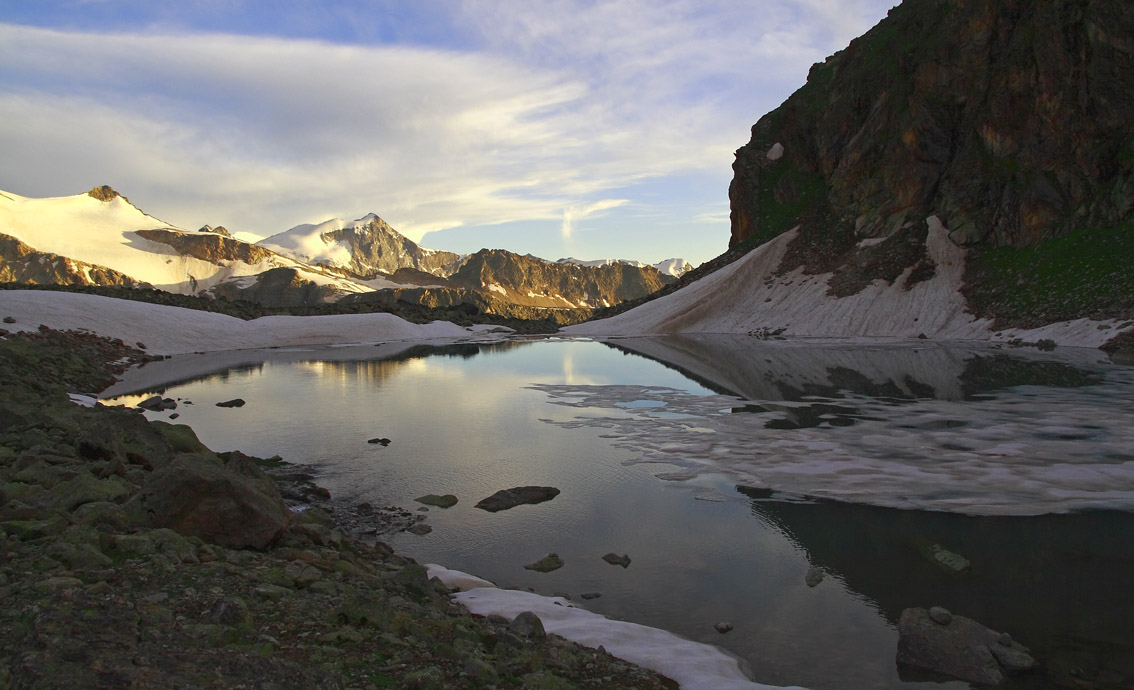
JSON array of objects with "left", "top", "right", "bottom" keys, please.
[{"left": 0, "top": 0, "right": 896, "bottom": 266}]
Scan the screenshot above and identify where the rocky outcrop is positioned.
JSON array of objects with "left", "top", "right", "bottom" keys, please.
[
  {"left": 450, "top": 249, "right": 674, "bottom": 308},
  {"left": 137, "top": 228, "right": 275, "bottom": 265},
  {"left": 87, "top": 184, "right": 123, "bottom": 202},
  {"left": 207, "top": 267, "right": 341, "bottom": 307},
  {"left": 0, "top": 233, "right": 147, "bottom": 288},
  {"left": 198, "top": 224, "right": 234, "bottom": 238},
  {"left": 728, "top": 0, "right": 1134, "bottom": 327}
]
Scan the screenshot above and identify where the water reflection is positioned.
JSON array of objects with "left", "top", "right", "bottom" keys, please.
[
  {"left": 742, "top": 490, "right": 1134, "bottom": 688},
  {"left": 113, "top": 335, "right": 1134, "bottom": 690}
]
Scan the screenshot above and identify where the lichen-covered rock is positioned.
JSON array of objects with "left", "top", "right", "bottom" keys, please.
[{"left": 128, "top": 452, "right": 291, "bottom": 549}]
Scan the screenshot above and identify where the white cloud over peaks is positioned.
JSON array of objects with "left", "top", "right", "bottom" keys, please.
[{"left": 0, "top": 0, "right": 895, "bottom": 259}]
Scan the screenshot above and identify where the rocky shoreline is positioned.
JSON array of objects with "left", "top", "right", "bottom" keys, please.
[{"left": 0, "top": 326, "right": 677, "bottom": 689}]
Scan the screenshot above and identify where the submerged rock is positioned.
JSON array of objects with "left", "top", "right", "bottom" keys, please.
[
  {"left": 415, "top": 494, "right": 458, "bottom": 508},
  {"left": 475, "top": 486, "right": 560, "bottom": 512},
  {"left": 601, "top": 553, "right": 631, "bottom": 569},
  {"left": 524, "top": 553, "right": 564, "bottom": 573},
  {"left": 897, "top": 607, "right": 1036, "bottom": 685},
  {"left": 216, "top": 398, "right": 246, "bottom": 408}
]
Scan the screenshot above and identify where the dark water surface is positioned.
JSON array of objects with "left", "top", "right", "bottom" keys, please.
[{"left": 107, "top": 336, "right": 1134, "bottom": 690}]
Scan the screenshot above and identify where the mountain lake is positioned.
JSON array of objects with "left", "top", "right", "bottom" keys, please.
[{"left": 104, "top": 335, "right": 1134, "bottom": 690}]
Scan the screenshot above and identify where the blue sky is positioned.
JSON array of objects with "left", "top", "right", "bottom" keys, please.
[{"left": 0, "top": 0, "right": 896, "bottom": 265}]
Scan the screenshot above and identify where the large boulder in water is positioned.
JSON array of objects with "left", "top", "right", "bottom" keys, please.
[
  {"left": 897, "top": 607, "right": 1036, "bottom": 685},
  {"left": 127, "top": 452, "right": 290, "bottom": 549},
  {"left": 475, "top": 486, "right": 560, "bottom": 512}
]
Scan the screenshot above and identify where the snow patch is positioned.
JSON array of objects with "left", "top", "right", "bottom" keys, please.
[
  {"left": 0, "top": 290, "right": 480, "bottom": 356},
  {"left": 426, "top": 566, "right": 804, "bottom": 690},
  {"left": 566, "top": 217, "right": 1128, "bottom": 348}
]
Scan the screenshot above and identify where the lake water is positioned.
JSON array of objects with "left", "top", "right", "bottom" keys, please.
[{"left": 105, "top": 335, "right": 1134, "bottom": 690}]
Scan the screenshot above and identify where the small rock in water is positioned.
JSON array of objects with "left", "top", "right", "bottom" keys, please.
[
  {"left": 601, "top": 553, "right": 631, "bottom": 568},
  {"left": 805, "top": 566, "right": 825, "bottom": 588},
  {"left": 405, "top": 523, "right": 432, "bottom": 535},
  {"left": 580, "top": 592, "right": 602, "bottom": 600},
  {"left": 415, "top": 494, "right": 458, "bottom": 508},
  {"left": 715, "top": 621, "right": 734, "bottom": 634},
  {"left": 216, "top": 398, "right": 246, "bottom": 408},
  {"left": 476, "top": 486, "right": 560, "bottom": 512},
  {"left": 524, "top": 553, "right": 564, "bottom": 573},
  {"left": 2, "top": 316, "right": 15, "bottom": 324},
  {"left": 367, "top": 437, "right": 391, "bottom": 446}
]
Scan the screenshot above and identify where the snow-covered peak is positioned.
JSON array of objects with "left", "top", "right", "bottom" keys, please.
[
  {"left": 652, "top": 258, "right": 692, "bottom": 277},
  {"left": 555, "top": 256, "right": 691, "bottom": 277}
]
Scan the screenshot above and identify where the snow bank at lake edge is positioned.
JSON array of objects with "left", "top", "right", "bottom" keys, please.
[
  {"left": 0, "top": 290, "right": 512, "bottom": 356},
  {"left": 566, "top": 217, "right": 1131, "bottom": 349},
  {"left": 426, "top": 565, "right": 807, "bottom": 690}
]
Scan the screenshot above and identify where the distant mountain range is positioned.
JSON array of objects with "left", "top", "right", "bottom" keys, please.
[{"left": 0, "top": 186, "right": 688, "bottom": 312}]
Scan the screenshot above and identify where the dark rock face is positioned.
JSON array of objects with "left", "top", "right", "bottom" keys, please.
[
  {"left": 727, "top": 0, "right": 1134, "bottom": 325},
  {"left": 475, "top": 486, "right": 561, "bottom": 512},
  {"left": 897, "top": 607, "right": 1036, "bottom": 685},
  {"left": 128, "top": 452, "right": 291, "bottom": 549},
  {"left": 137, "top": 229, "right": 276, "bottom": 265},
  {"left": 731, "top": 0, "right": 1133, "bottom": 249},
  {"left": 0, "top": 233, "right": 147, "bottom": 288},
  {"left": 208, "top": 267, "right": 340, "bottom": 307}
]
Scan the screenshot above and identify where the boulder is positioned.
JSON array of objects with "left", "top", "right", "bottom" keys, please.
[
  {"left": 897, "top": 607, "right": 1036, "bottom": 685},
  {"left": 475, "top": 486, "right": 560, "bottom": 512},
  {"left": 127, "top": 452, "right": 290, "bottom": 549}
]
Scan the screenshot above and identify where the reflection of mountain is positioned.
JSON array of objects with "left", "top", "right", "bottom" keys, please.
[
  {"left": 603, "top": 334, "right": 1104, "bottom": 404},
  {"left": 104, "top": 341, "right": 531, "bottom": 398},
  {"left": 741, "top": 491, "right": 1134, "bottom": 688}
]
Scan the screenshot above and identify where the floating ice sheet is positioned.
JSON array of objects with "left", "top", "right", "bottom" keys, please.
[{"left": 528, "top": 366, "right": 1134, "bottom": 515}]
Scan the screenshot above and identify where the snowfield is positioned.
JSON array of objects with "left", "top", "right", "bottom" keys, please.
[
  {"left": 0, "top": 290, "right": 486, "bottom": 355},
  {"left": 566, "top": 217, "right": 1130, "bottom": 348},
  {"left": 0, "top": 189, "right": 369, "bottom": 295}
]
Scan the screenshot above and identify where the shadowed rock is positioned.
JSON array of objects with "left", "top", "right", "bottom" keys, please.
[
  {"left": 127, "top": 452, "right": 291, "bottom": 549},
  {"left": 897, "top": 607, "right": 1036, "bottom": 685}
]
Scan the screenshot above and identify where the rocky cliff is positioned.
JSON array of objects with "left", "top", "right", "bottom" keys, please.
[
  {"left": 449, "top": 249, "right": 674, "bottom": 309},
  {"left": 257, "top": 214, "right": 463, "bottom": 279},
  {"left": 728, "top": 0, "right": 1133, "bottom": 328}
]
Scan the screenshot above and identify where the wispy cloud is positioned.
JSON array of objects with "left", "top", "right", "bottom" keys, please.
[{"left": 0, "top": 1, "right": 895, "bottom": 262}]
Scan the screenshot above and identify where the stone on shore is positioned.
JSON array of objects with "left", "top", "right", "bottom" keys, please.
[{"left": 127, "top": 452, "right": 291, "bottom": 549}]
